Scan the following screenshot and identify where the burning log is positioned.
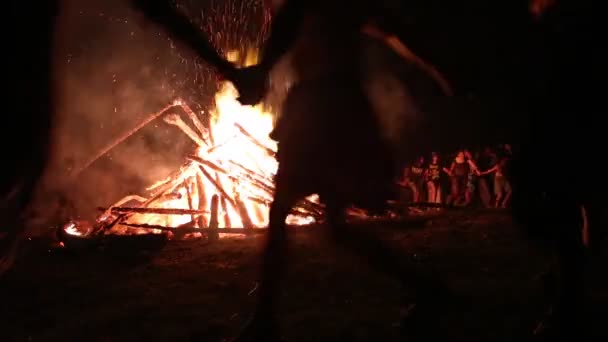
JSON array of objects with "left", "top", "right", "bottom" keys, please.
[
  {"left": 220, "top": 194, "right": 232, "bottom": 228},
  {"left": 198, "top": 166, "right": 236, "bottom": 207},
  {"left": 297, "top": 199, "right": 325, "bottom": 217},
  {"left": 146, "top": 162, "right": 191, "bottom": 192},
  {"left": 209, "top": 194, "right": 219, "bottom": 241},
  {"left": 187, "top": 155, "right": 228, "bottom": 174},
  {"left": 234, "top": 122, "right": 276, "bottom": 157},
  {"left": 110, "top": 207, "right": 208, "bottom": 216},
  {"left": 144, "top": 183, "right": 181, "bottom": 208},
  {"left": 122, "top": 223, "right": 265, "bottom": 235},
  {"left": 205, "top": 134, "right": 238, "bottom": 154},
  {"left": 230, "top": 161, "right": 274, "bottom": 187},
  {"left": 145, "top": 165, "right": 195, "bottom": 205},
  {"left": 245, "top": 196, "right": 319, "bottom": 221},
  {"left": 235, "top": 195, "right": 254, "bottom": 229},
  {"left": 196, "top": 173, "right": 207, "bottom": 228},
  {"left": 72, "top": 102, "right": 178, "bottom": 177},
  {"left": 184, "top": 179, "right": 195, "bottom": 224},
  {"left": 163, "top": 113, "right": 207, "bottom": 147},
  {"left": 101, "top": 214, "right": 128, "bottom": 232},
  {"left": 176, "top": 101, "right": 209, "bottom": 143},
  {"left": 204, "top": 111, "right": 215, "bottom": 145},
  {"left": 99, "top": 195, "right": 148, "bottom": 220}
]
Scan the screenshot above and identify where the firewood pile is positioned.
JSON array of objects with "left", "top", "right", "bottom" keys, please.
[{"left": 64, "top": 83, "right": 322, "bottom": 241}]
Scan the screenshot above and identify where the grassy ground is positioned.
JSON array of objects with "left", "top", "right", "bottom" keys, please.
[{"left": 1, "top": 210, "right": 606, "bottom": 341}]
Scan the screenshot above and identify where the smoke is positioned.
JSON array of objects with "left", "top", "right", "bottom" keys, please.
[
  {"left": 360, "top": 36, "right": 428, "bottom": 159},
  {"left": 28, "top": 0, "right": 269, "bottom": 232}
]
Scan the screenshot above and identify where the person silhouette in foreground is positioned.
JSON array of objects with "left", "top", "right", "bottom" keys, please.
[
  {"left": 1, "top": 1, "right": 61, "bottom": 276},
  {"left": 229, "top": 1, "right": 453, "bottom": 340}
]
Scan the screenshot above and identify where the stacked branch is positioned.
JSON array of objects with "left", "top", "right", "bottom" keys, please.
[{"left": 93, "top": 100, "right": 322, "bottom": 238}]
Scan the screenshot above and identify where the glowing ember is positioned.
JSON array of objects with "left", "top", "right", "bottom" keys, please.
[
  {"left": 97, "top": 50, "right": 320, "bottom": 236},
  {"left": 64, "top": 222, "right": 82, "bottom": 236},
  {"left": 63, "top": 221, "right": 93, "bottom": 237}
]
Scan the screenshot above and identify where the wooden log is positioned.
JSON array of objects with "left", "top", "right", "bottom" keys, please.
[
  {"left": 109, "top": 207, "right": 208, "bottom": 215},
  {"left": 177, "top": 102, "right": 209, "bottom": 144},
  {"left": 72, "top": 102, "right": 178, "bottom": 177},
  {"left": 198, "top": 166, "right": 237, "bottom": 209},
  {"left": 196, "top": 173, "right": 207, "bottom": 228},
  {"left": 235, "top": 194, "right": 254, "bottom": 229},
  {"left": 296, "top": 199, "right": 325, "bottom": 217},
  {"left": 101, "top": 214, "right": 127, "bottom": 232},
  {"left": 247, "top": 196, "right": 271, "bottom": 206},
  {"left": 98, "top": 195, "right": 148, "bottom": 221},
  {"left": 205, "top": 134, "right": 237, "bottom": 154},
  {"left": 184, "top": 179, "right": 195, "bottom": 224},
  {"left": 229, "top": 161, "right": 273, "bottom": 182},
  {"left": 122, "top": 223, "right": 265, "bottom": 235},
  {"left": 187, "top": 155, "right": 228, "bottom": 174},
  {"left": 241, "top": 197, "right": 319, "bottom": 221},
  {"left": 164, "top": 114, "right": 207, "bottom": 147},
  {"left": 146, "top": 165, "right": 193, "bottom": 204},
  {"left": 253, "top": 204, "right": 265, "bottom": 224},
  {"left": 146, "top": 162, "right": 191, "bottom": 192},
  {"left": 101, "top": 205, "right": 317, "bottom": 223},
  {"left": 220, "top": 194, "right": 232, "bottom": 229},
  {"left": 229, "top": 161, "right": 275, "bottom": 193},
  {"left": 209, "top": 194, "right": 219, "bottom": 241},
  {"left": 204, "top": 111, "right": 215, "bottom": 145},
  {"left": 240, "top": 174, "right": 275, "bottom": 197},
  {"left": 234, "top": 122, "right": 276, "bottom": 157}
]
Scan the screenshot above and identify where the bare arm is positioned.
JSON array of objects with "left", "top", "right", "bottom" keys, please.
[
  {"left": 131, "top": 0, "right": 235, "bottom": 78},
  {"left": 258, "top": 0, "right": 307, "bottom": 73},
  {"left": 362, "top": 24, "right": 453, "bottom": 96},
  {"left": 443, "top": 163, "right": 454, "bottom": 177},
  {"left": 479, "top": 165, "right": 498, "bottom": 176},
  {"left": 467, "top": 159, "right": 481, "bottom": 176}
]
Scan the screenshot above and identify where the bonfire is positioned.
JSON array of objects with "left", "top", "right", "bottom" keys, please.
[{"left": 63, "top": 50, "right": 323, "bottom": 240}]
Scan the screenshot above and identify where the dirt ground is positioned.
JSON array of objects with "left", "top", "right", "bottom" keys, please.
[{"left": 1, "top": 210, "right": 606, "bottom": 342}]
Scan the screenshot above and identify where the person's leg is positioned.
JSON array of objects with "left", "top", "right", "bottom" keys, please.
[
  {"left": 435, "top": 184, "right": 442, "bottom": 205},
  {"left": 464, "top": 182, "right": 474, "bottom": 206},
  {"left": 427, "top": 181, "right": 436, "bottom": 204},
  {"left": 494, "top": 177, "right": 503, "bottom": 208},
  {"left": 478, "top": 178, "right": 491, "bottom": 208},
  {"left": 236, "top": 170, "right": 299, "bottom": 341},
  {"left": 417, "top": 181, "right": 426, "bottom": 203},
  {"left": 455, "top": 177, "right": 466, "bottom": 206},
  {"left": 447, "top": 177, "right": 458, "bottom": 205},
  {"left": 410, "top": 181, "right": 419, "bottom": 203},
  {"left": 501, "top": 180, "right": 512, "bottom": 208}
]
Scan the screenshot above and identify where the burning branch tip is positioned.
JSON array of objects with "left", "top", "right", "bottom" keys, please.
[{"left": 163, "top": 113, "right": 207, "bottom": 147}]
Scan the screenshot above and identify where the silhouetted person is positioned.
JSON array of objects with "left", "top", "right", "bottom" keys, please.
[
  {"left": 1, "top": 1, "right": 61, "bottom": 274},
  {"left": 426, "top": 153, "right": 443, "bottom": 206},
  {"left": 229, "top": 1, "right": 451, "bottom": 340}
]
